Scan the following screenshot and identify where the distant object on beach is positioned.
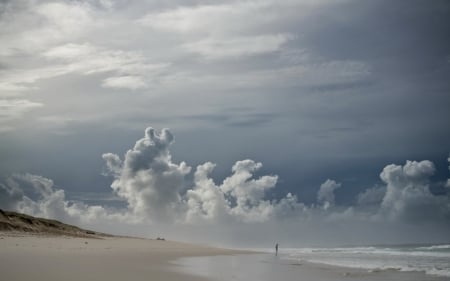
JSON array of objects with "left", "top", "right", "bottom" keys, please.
[{"left": 156, "top": 237, "right": 165, "bottom": 241}]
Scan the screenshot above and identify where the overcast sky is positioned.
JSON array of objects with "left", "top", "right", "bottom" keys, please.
[{"left": 1, "top": 0, "right": 449, "bottom": 246}]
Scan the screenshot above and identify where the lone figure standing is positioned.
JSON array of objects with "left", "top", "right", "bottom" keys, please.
[{"left": 275, "top": 243, "right": 279, "bottom": 256}]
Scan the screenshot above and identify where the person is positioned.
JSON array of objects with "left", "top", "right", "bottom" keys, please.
[{"left": 275, "top": 243, "right": 279, "bottom": 256}]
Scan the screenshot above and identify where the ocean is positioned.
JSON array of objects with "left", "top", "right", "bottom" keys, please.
[{"left": 280, "top": 244, "right": 450, "bottom": 278}]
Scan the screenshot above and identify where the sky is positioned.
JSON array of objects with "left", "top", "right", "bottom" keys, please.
[{"left": 0, "top": 0, "right": 450, "bottom": 247}]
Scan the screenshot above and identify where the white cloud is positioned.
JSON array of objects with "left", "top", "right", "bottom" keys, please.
[
  {"left": 102, "top": 75, "right": 148, "bottom": 90},
  {"left": 43, "top": 43, "right": 168, "bottom": 77},
  {"left": 0, "top": 99, "right": 43, "bottom": 120},
  {"left": 103, "top": 127, "right": 191, "bottom": 222},
  {"left": 101, "top": 127, "right": 287, "bottom": 223},
  {"left": 183, "top": 34, "right": 292, "bottom": 59},
  {"left": 378, "top": 160, "right": 449, "bottom": 221},
  {"left": 186, "top": 162, "right": 231, "bottom": 223},
  {"left": 101, "top": 128, "right": 305, "bottom": 224},
  {"left": 186, "top": 159, "right": 280, "bottom": 223},
  {"left": 0, "top": 2, "right": 95, "bottom": 56},
  {"left": 2, "top": 173, "right": 126, "bottom": 225},
  {"left": 137, "top": 2, "right": 271, "bottom": 35},
  {"left": 317, "top": 179, "right": 341, "bottom": 208},
  {"left": 137, "top": 2, "right": 299, "bottom": 60},
  {"left": 0, "top": 43, "right": 168, "bottom": 92},
  {"left": 138, "top": 1, "right": 338, "bottom": 35},
  {"left": 35, "top": 2, "right": 93, "bottom": 36}
]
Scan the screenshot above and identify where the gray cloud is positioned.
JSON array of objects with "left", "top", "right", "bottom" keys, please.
[
  {"left": 0, "top": 99, "right": 43, "bottom": 119},
  {"left": 1, "top": 0, "right": 449, "bottom": 245}
]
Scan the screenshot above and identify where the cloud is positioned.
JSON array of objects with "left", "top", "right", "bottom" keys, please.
[
  {"left": 137, "top": 1, "right": 302, "bottom": 60},
  {"left": 102, "top": 127, "right": 286, "bottom": 223},
  {"left": 0, "top": 0, "right": 372, "bottom": 136},
  {"left": 1, "top": 173, "right": 127, "bottom": 225},
  {"left": 158, "top": 60, "right": 369, "bottom": 92},
  {"left": 0, "top": 99, "right": 43, "bottom": 120},
  {"left": 447, "top": 156, "right": 450, "bottom": 188},
  {"left": 2, "top": 127, "right": 449, "bottom": 244},
  {"left": 137, "top": 2, "right": 271, "bottom": 35},
  {"left": 317, "top": 179, "right": 341, "bottom": 208},
  {"left": 43, "top": 43, "right": 168, "bottom": 79},
  {"left": 1, "top": 43, "right": 167, "bottom": 92},
  {"left": 378, "top": 160, "right": 449, "bottom": 222},
  {"left": 357, "top": 186, "right": 386, "bottom": 206},
  {"left": 103, "top": 127, "right": 191, "bottom": 222},
  {"left": 0, "top": 1, "right": 94, "bottom": 56},
  {"left": 100, "top": 128, "right": 450, "bottom": 230},
  {"left": 183, "top": 34, "right": 292, "bottom": 59},
  {"left": 0, "top": 179, "right": 23, "bottom": 210},
  {"left": 0, "top": 99, "right": 43, "bottom": 132},
  {"left": 186, "top": 159, "right": 280, "bottom": 223},
  {"left": 137, "top": 1, "right": 338, "bottom": 35},
  {"left": 102, "top": 76, "right": 148, "bottom": 90}
]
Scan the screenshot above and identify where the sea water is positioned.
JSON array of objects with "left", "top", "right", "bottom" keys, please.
[
  {"left": 175, "top": 250, "right": 448, "bottom": 281},
  {"left": 279, "top": 244, "right": 450, "bottom": 278}
]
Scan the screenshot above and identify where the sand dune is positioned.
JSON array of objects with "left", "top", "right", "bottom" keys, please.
[{"left": 0, "top": 209, "right": 109, "bottom": 238}]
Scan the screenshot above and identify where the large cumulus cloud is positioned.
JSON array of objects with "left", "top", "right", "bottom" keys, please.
[
  {"left": 377, "top": 159, "right": 450, "bottom": 222},
  {"left": 1, "top": 127, "right": 449, "bottom": 244},
  {"left": 101, "top": 127, "right": 289, "bottom": 223},
  {"left": 103, "top": 127, "right": 190, "bottom": 222},
  {"left": 186, "top": 160, "right": 280, "bottom": 223}
]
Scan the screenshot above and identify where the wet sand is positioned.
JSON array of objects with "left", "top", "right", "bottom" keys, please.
[{"left": 174, "top": 253, "right": 449, "bottom": 281}]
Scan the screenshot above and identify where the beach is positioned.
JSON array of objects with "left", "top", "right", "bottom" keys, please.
[
  {"left": 0, "top": 233, "right": 246, "bottom": 281},
  {"left": 2, "top": 233, "right": 449, "bottom": 281}
]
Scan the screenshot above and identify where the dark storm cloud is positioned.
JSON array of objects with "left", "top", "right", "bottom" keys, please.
[{"left": 303, "top": 0, "right": 450, "bottom": 62}]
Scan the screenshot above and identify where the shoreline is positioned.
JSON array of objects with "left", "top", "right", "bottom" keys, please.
[{"left": 174, "top": 253, "right": 449, "bottom": 281}]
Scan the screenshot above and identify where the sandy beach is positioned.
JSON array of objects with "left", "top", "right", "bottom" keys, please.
[
  {"left": 2, "top": 233, "right": 448, "bottom": 281},
  {"left": 0, "top": 233, "right": 247, "bottom": 281}
]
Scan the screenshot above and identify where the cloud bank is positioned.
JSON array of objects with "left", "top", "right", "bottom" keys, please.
[{"left": 1, "top": 127, "right": 449, "bottom": 245}]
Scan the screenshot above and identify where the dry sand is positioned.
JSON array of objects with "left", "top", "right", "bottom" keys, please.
[{"left": 0, "top": 233, "right": 248, "bottom": 281}]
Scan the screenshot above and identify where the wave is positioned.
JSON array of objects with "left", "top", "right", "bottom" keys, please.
[
  {"left": 283, "top": 246, "right": 450, "bottom": 258},
  {"left": 416, "top": 244, "right": 450, "bottom": 251},
  {"left": 302, "top": 258, "right": 450, "bottom": 278},
  {"left": 279, "top": 245, "right": 450, "bottom": 278}
]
